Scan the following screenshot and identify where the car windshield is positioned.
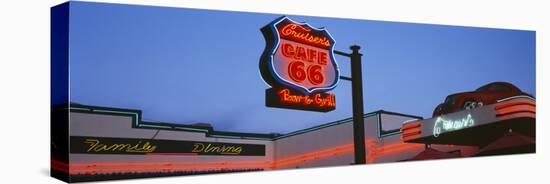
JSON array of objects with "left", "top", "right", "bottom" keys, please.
[
  {"left": 476, "top": 85, "right": 490, "bottom": 91},
  {"left": 445, "top": 95, "right": 457, "bottom": 105}
]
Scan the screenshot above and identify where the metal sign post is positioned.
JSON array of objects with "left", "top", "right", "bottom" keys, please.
[{"left": 335, "top": 45, "right": 366, "bottom": 164}]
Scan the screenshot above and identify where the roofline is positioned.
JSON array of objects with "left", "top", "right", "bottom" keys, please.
[
  {"left": 274, "top": 110, "right": 423, "bottom": 140},
  {"left": 63, "top": 103, "right": 422, "bottom": 141}
]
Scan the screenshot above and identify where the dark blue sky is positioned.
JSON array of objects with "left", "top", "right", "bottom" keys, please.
[{"left": 68, "top": 2, "right": 535, "bottom": 133}]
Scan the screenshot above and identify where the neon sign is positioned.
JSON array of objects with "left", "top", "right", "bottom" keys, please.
[
  {"left": 83, "top": 138, "right": 157, "bottom": 153},
  {"left": 280, "top": 23, "right": 331, "bottom": 47},
  {"left": 192, "top": 143, "right": 243, "bottom": 155},
  {"left": 70, "top": 136, "right": 266, "bottom": 156},
  {"left": 433, "top": 114, "right": 475, "bottom": 137},
  {"left": 265, "top": 88, "right": 336, "bottom": 112},
  {"left": 260, "top": 16, "right": 339, "bottom": 112}
]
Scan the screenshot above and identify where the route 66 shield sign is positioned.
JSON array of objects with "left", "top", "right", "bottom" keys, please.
[
  {"left": 260, "top": 16, "right": 339, "bottom": 112},
  {"left": 260, "top": 16, "right": 340, "bottom": 95}
]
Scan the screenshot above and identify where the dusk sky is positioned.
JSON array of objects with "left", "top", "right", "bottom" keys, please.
[{"left": 68, "top": 2, "right": 535, "bottom": 134}]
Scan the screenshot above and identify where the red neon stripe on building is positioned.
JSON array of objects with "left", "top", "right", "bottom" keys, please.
[
  {"left": 401, "top": 121, "right": 421, "bottom": 131},
  {"left": 494, "top": 98, "right": 535, "bottom": 110},
  {"left": 495, "top": 105, "right": 536, "bottom": 116},
  {"left": 53, "top": 139, "right": 426, "bottom": 174}
]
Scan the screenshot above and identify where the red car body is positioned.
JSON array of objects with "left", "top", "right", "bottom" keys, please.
[{"left": 432, "top": 82, "right": 533, "bottom": 117}]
